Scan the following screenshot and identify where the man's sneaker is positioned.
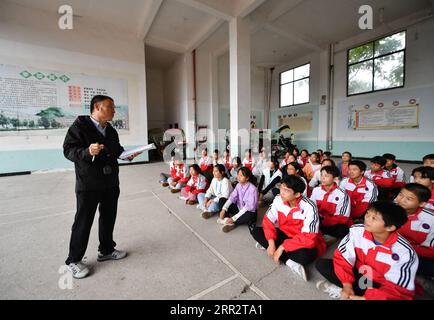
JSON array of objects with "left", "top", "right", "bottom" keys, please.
[
  {"left": 222, "top": 223, "right": 236, "bottom": 233},
  {"left": 161, "top": 182, "right": 169, "bottom": 187},
  {"left": 255, "top": 242, "right": 266, "bottom": 250},
  {"left": 324, "top": 234, "right": 338, "bottom": 247},
  {"left": 285, "top": 259, "right": 307, "bottom": 281},
  {"left": 171, "top": 189, "right": 181, "bottom": 194},
  {"left": 97, "top": 250, "right": 127, "bottom": 262},
  {"left": 67, "top": 262, "right": 90, "bottom": 279},
  {"left": 316, "top": 280, "right": 342, "bottom": 299},
  {"left": 202, "top": 211, "right": 214, "bottom": 219}
]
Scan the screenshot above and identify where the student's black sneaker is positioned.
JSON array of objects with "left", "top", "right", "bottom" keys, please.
[
  {"left": 222, "top": 223, "right": 236, "bottom": 233},
  {"left": 171, "top": 189, "right": 181, "bottom": 193},
  {"left": 162, "top": 182, "right": 169, "bottom": 187},
  {"left": 67, "top": 262, "right": 90, "bottom": 279},
  {"left": 201, "top": 211, "right": 214, "bottom": 219},
  {"left": 97, "top": 250, "right": 127, "bottom": 262}
]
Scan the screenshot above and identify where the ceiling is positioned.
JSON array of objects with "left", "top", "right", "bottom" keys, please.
[{"left": 4, "top": 0, "right": 433, "bottom": 68}]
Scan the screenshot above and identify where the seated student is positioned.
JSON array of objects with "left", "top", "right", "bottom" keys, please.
[
  {"left": 168, "top": 157, "right": 190, "bottom": 193},
  {"left": 323, "top": 151, "right": 332, "bottom": 160},
  {"left": 180, "top": 164, "right": 209, "bottom": 205},
  {"left": 411, "top": 166, "right": 434, "bottom": 209},
  {"left": 303, "top": 152, "right": 321, "bottom": 181},
  {"left": 198, "top": 164, "right": 233, "bottom": 220},
  {"left": 275, "top": 162, "right": 308, "bottom": 197},
  {"left": 298, "top": 149, "right": 310, "bottom": 168},
  {"left": 242, "top": 149, "right": 255, "bottom": 171},
  {"left": 198, "top": 148, "right": 213, "bottom": 175},
  {"left": 292, "top": 147, "right": 300, "bottom": 161},
  {"left": 211, "top": 149, "right": 225, "bottom": 167},
  {"left": 252, "top": 146, "right": 268, "bottom": 180},
  {"left": 395, "top": 183, "right": 434, "bottom": 279},
  {"left": 315, "top": 201, "right": 418, "bottom": 300},
  {"left": 258, "top": 156, "right": 282, "bottom": 206},
  {"left": 310, "top": 166, "right": 351, "bottom": 239},
  {"left": 317, "top": 149, "right": 324, "bottom": 162},
  {"left": 229, "top": 156, "right": 242, "bottom": 187},
  {"left": 410, "top": 155, "right": 434, "bottom": 183},
  {"left": 337, "top": 151, "right": 352, "bottom": 179},
  {"left": 279, "top": 151, "right": 293, "bottom": 169},
  {"left": 364, "top": 156, "right": 394, "bottom": 200},
  {"left": 219, "top": 167, "right": 258, "bottom": 233},
  {"left": 309, "top": 158, "right": 336, "bottom": 189},
  {"left": 383, "top": 153, "right": 406, "bottom": 196},
  {"left": 250, "top": 175, "right": 326, "bottom": 282},
  {"left": 223, "top": 149, "right": 232, "bottom": 172},
  {"left": 159, "top": 155, "right": 175, "bottom": 187},
  {"left": 340, "top": 160, "right": 378, "bottom": 220}
]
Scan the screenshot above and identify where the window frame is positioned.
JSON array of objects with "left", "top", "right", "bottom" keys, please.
[
  {"left": 346, "top": 30, "right": 407, "bottom": 97},
  {"left": 279, "top": 62, "right": 311, "bottom": 108}
]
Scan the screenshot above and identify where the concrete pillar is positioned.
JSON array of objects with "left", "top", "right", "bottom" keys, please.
[{"left": 229, "top": 17, "right": 251, "bottom": 157}]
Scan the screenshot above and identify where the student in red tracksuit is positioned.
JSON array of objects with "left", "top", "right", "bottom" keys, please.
[
  {"left": 242, "top": 149, "right": 255, "bottom": 171},
  {"left": 395, "top": 183, "right": 434, "bottom": 278},
  {"left": 168, "top": 158, "right": 190, "bottom": 193},
  {"left": 250, "top": 175, "right": 326, "bottom": 282},
  {"left": 223, "top": 149, "right": 232, "bottom": 172},
  {"left": 365, "top": 156, "right": 394, "bottom": 200},
  {"left": 340, "top": 160, "right": 378, "bottom": 220},
  {"left": 315, "top": 201, "right": 418, "bottom": 300},
  {"left": 198, "top": 148, "right": 213, "bottom": 175},
  {"left": 383, "top": 153, "right": 406, "bottom": 198},
  {"left": 310, "top": 166, "right": 351, "bottom": 239},
  {"left": 412, "top": 166, "right": 434, "bottom": 209},
  {"left": 180, "top": 164, "right": 209, "bottom": 205}
]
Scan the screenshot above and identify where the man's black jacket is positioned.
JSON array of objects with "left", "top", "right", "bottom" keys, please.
[{"left": 63, "top": 116, "right": 124, "bottom": 191}]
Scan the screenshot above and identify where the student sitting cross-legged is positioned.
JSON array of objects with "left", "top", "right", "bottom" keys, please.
[
  {"left": 310, "top": 166, "right": 351, "bottom": 241},
  {"left": 218, "top": 167, "right": 258, "bottom": 233},
  {"left": 395, "top": 183, "right": 434, "bottom": 279},
  {"left": 167, "top": 156, "right": 190, "bottom": 193},
  {"left": 198, "top": 164, "right": 233, "bottom": 220},
  {"left": 159, "top": 156, "right": 175, "bottom": 187},
  {"left": 315, "top": 201, "right": 418, "bottom": 300},
  {"left": 250, "top": 175, "right": 326, "bottom": 282},
  {"left": 180, "top": 164, "right": 209, "bottom": 205}
]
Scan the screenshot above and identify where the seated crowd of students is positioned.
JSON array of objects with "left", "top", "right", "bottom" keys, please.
[{"left": 159, "top": 148, "right": 434, "bottom": 300}]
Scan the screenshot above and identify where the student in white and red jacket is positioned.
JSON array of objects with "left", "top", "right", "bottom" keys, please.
[
  {"left": 223, "top": 149, "right": 232, "bottom": 172},
  {"left": 279, "top": 151, "right": 293, "bottom": 169},
  {"left": 315, "top": 201, "right": 418, "bottom": 300},
  {"left": 180, "top": 164, "right": 209, "bottom": 205},
  {"left": 411, "top": 166, "right": 434, "bottom": 209},
  {"left": 250, "top": 175, "right": 326, "bottom": 282},
  {"left": 395, "top": 183, "right": 434, "bottom": 278},
  {"left": 242, "top": 149, "right": 255, "bottom": 171},
  {"left": 198, "top": 148, "right": 213, "bottom": 175},
  {"left": 310, "top": 166, "right": 351, "bottom": 239},
  {"left": 340, "top": 160, "right": 378, "bottom": 220},
  {"left": 365, "top": 156, "right": 394, "bottom": 200},
  {"left": 159, "top": 155, "right": 175, "bottom": 187},
  {"left": 168, "top": 158, "right": 190, "bottom": 193},
  {"left": 383, "top": 153, "right": 406, "bottom": 197}
]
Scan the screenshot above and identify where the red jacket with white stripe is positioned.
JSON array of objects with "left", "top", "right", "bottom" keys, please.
[
  {"left": 398, "top": 207, "right": 434, "bottom": 258},
  {"left": 242, "top": 156, "right": 255, "bottom": 171},
  {"left": 310, "top": 183, "right": 351, "bottom": 227},
  {"left": 170, "top": 164, "right": 189, "bottom": 184},
  {"left": 340, "top": 177, "right": 378, "bottom": 219},
  {"left": 388, "top": 165, "right": 406, "bottom": 189},
  {"left": 224, "top": 155, "right": 232, "bottom": 171},
  {"left": 199, "top": 156, "right": 213, "bottom": 173},
  {"left": 365, "top": 169, "right": 394, "bottom": 189},
  {"left": 334, "top": 225, "right": 418, "bottom": 300},
  {"left": 262, "top": 195, "right": 326, "bottom": 256},
  {"left": 185, "top": 174, "right": 209, "bottom": 195}
]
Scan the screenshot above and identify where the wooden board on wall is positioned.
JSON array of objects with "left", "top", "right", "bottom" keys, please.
[{"left": 278, "top": 112, "right": 313, "bottom": 132}]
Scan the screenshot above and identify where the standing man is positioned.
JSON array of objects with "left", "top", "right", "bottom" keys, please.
[{"left": 63, "top": 95, "right": 140, "bottom": 279}]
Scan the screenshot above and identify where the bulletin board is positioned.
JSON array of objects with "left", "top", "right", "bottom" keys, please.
[
  {"left": 278, "top": 112, "right": 313, "bottom": 132},
  {"left": 350, "top": 101, "right": 419, "bottom": 130}
]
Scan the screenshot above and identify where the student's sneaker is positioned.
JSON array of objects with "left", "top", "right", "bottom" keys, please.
[
  {"left": 161, "top": 182, "right": 169, "bottom": 187},
  {"left": 67, "top": 262, "right": 90, "bottom": 279},
  {"left": 316, "top": 280, "right": 342, "bottom": 299},
  {"left": 187, "top": 200, "right": 198, "bottom": 205},
  {"left": 324, "top": 234, "right": 338, "bottom": 247},
  {"left": 217, "top": 218, "right": 227, "bottom": 225},
  {"left": 285, "top": 259, "right": 307, "bottom": 282},
  {"left": 255, "top": 242, "right": 266, "bottom": 250},
  {"left": 178, "top": 196, "right": 187, "bottom": 200},
  {"left": 97, "top": 250, "right": 127, "bottom": 262},
  {"left": 202, "top": 211, "right": 214, "bottom": 219},
  {"left": 222, "top": 223, "right": 237, "bottom": 233},
  {"left": 171, "top": 189, "right": 181, "bottom": 194}
]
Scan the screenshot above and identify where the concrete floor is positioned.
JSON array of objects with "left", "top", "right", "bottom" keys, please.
[{"left": 0, "top": 161, "right": 429, "bottom": 300}]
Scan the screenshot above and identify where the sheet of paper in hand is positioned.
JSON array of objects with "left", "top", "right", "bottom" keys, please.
[{"left": 119, "top": 143, "right": 156, "bottom": 160}]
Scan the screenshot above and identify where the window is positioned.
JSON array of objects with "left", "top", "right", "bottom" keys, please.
[
  {"left": 347, "top": 31, "right": 406, "bottom": 96},
  {"left": 280, "top": 63, "right": 310, "bottom": 107}
]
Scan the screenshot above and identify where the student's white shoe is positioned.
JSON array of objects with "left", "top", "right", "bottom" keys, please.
[
  {"left": 178, "top": 196, "right": 187, "bottom": 200},
  {"left": 217, "top": 218, "right": 227, "bottom": 225},
  {"left": 285, "top": 259, "right": 307, "bottom": 282},
  {"left": 316, "top": 280, "right": 342, "bottom": 299},
  {"left": 67, "top": 262, "right": 90, "bottom": 279},
  {"left": 255, "top": 242, "right": 266, "bottom": 250}
]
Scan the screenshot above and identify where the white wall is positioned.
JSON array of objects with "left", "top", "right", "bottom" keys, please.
[
  {"left": 146, "top": 67, "right": 165, "bottom": 130},
  {"left": 0, "top": 1, "right": 148, "bottom": 172}
]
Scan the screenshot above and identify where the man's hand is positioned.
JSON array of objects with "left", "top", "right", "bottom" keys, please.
[
  {"left": 127, "top": 152, "right": 142, "bottom": 161},
  {"left": 273, "top": 245, "right": 285, "bottom": 263},
  {"left": 89, "top": 143, "right": 104, "bottom": 156},
  {"left": 341, "top": 283, "right": 355, "bottom": 300},
  {"left": 267, "top": 240, "right": 276, "bottom": 258}
]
